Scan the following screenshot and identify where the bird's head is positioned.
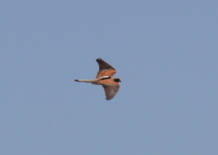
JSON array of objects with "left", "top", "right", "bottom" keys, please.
[{"left": 113, "top": 78, "right": 121, "bottom": 83}]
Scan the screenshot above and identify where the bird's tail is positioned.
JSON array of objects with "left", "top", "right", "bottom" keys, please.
[{"left": 74, "top": 79, "right": 98, "bottom": 83}]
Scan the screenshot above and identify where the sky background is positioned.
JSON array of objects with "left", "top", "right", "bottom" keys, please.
[{"left": 1, "top": 0, "right": 218, "bottom": 155}]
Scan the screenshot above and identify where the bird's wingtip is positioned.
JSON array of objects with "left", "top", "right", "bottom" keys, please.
[{"left": 96, "top": 57, "right": 102, "bottom": 61}]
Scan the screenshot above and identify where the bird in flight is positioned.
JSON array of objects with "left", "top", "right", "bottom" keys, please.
[{"left": 75, "top": 58, "right": 121, "bottom": 100}]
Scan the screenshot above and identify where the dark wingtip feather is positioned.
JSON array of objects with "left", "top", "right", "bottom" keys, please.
[
  {"left": 96, "top": 58, "right": 102, "bottom": 62},
  {"left": 96, "top": 58, "right": 115, "bottom": 70}
]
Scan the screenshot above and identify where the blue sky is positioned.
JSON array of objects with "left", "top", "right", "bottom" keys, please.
[{"left": 1, "top": 0, "right": 218, "bottom": 154}]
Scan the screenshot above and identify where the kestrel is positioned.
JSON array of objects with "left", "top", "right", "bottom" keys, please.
[{"left": 74, "top": 58, "right": 121, "bottom": 100}]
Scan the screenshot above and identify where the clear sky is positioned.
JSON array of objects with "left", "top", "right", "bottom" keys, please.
[{"left": 1, "top": 0, "right": 218, "bottom": 155}]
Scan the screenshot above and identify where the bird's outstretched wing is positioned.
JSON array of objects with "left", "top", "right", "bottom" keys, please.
[
  {"left": 96, "top": 58, "right": 115, "bottom": 70},
  {"left": 96, "top": 58, "right": 116, "bottom": 78},
  {"left": 102, "top": 84, "right": 120, "bottom": 100}
]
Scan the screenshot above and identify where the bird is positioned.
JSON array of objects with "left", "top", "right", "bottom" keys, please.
[{"left": 74, "top": 58, "right": 121, "bottom": 100}]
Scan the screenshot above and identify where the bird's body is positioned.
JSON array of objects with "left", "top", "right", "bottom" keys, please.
[{"left": 75, "top": 58, "right": 121, "bottom": 100}]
